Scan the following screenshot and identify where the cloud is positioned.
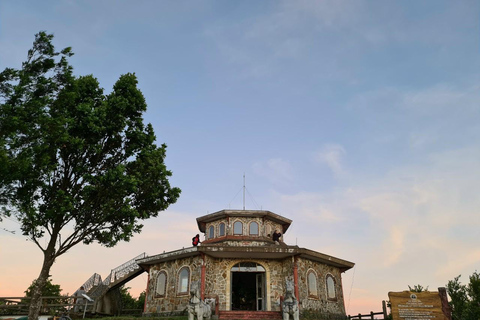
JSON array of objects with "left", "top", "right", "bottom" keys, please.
[
  {"left": 314, "top": 144, "right": 347, "bottom": 177},
  {"left": 266, "top": 144, "right": 480, "bottom": 313},
  {"left": 252, "top": 158, "right": 294, "bottom": 186}
]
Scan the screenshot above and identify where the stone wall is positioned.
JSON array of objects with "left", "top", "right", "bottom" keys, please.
[
  {"left": 204, "top": 256, "right": 292, "bottom": 312},
  {"left": 205, "top": 217, "right": 284, "bottom": 240},
  {"left": 144, "top": 255, "right": 347, "bottom": 316},
  {"left": 296, "top": 257, "right": 346, "bottom": 315},
  {"left": 144, "top": 255, "right": 203, "bottom": 314}
]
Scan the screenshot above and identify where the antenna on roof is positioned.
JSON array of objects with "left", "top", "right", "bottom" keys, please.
[{"left": 243, "top": 173, "right": 246, "bottom": 210}]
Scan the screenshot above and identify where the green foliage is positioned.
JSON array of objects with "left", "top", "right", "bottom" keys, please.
[
  {"left": 447, "top": 271, "right": 480, "bottom": 320},
  {"left": 300, "top": 310, "right": 347, "bottom": 320},
  {"left": 0, "top": 30, "right": 180, "bottom": 250},
  {"left": 408, "top": 284, "right": 429, "bottom": 292},
  {"left": 85, "top": 317, "right": 187, "bottom": 320},
  {"left": 0, "top": 31, "right": 180, "bottom": 320},
  {"left": 136, "top": 291, "right": 146, "bottom": 310},
  {"left": 23, "top": 277, "right": 65, "bottom": 314},
  {"left": 119, "top": 287, "right": 146, "bottom": 312},
  {"left": 25, "top": 277, "right": 62, "bottom": 297},
  {"left": 120, "top": 287, "right": 137, "bottom": 310}
]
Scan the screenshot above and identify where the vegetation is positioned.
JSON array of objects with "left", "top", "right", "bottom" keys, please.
[
  {"left": 24, "top": 277, "right": 62, "bottom": 298},
  {"left": 0, "top": 31, "right": 180, "bottom": 320},
  {"left": 446, "top": 271, "right": 480, "bottom": 320},
  {"left": 408, "top": 284, "right": 429, "bottom": 292},
  {"left": 120, "top": 287, "right": 145, "bottom": 311}
]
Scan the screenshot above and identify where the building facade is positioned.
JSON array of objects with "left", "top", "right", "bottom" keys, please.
[{"left": 137, "top": 210, "right": 354, "bottom": 317}]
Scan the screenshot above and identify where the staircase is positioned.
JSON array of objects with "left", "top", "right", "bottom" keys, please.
[
  {"left": 76, "top": 253, "right": 148, "bottom": 314},
  {"left": 219, "top": 311, "right": 282, "bottom": 320}
]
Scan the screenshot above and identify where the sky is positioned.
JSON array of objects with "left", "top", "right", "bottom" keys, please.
[{"left": 1, "top": 0, "right": 480, "bottom": 315}]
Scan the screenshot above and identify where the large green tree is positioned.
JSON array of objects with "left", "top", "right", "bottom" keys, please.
[
  {"left": 447, "top": 271, "right": 480, "bottom": 320},
  {"left": 0, "top": 32, "right": 180, "bottom": 320}
]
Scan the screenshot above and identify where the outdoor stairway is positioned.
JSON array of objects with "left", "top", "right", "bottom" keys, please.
[{"left": 219, "top": 311, "right": 282, "bottom": 320}]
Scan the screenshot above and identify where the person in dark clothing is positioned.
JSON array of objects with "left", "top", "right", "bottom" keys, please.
[
  {"left": 192, "top": 234, "right": 201, "bottom": 246},
  {"left": 272, "top": 230, "right": 282, "bottom": 244}
]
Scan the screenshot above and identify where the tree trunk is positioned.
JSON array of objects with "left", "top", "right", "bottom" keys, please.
[{"left": 28, "top": 244, "right": 57, "bottom": 320}]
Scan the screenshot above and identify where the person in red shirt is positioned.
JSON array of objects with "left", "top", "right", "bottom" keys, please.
[{"left": 192, "top": 234, "right": 201, "bottom": 246}]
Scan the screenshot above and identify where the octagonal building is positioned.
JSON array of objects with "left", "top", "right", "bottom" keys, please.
[{"left": 137, "top": 209, "right": 354, "bottom": 319}]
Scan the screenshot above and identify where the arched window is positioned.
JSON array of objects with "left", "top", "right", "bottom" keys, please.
[
  {"left": 307, "top": 270, "right": 318, "bottom": 297},
  {"left": 266, "top": 224, "right": 272, "bottom": 237},
  {"left": 249, "top": 221, "right": 259, "bottom": 235},
  {"left": 155, "top": 271, "right": 167, "bottom": 297},
  {"left": 326, "top": 274, "right": 336, "bottom": 300},
  {"left": 233, "top": 221, "right": 243, "bottom": 235},
  {"left": 208, "top": 225, "right": 214, "bottom": 239},
  {"left": 219, "top": 223, "right": 225, "bottom": 236},
  {"left": 177, "top": 267, "right": 190, "bottom": 294}
]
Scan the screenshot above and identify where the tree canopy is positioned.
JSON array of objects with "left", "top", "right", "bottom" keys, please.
[
  {"left": 0, "top": 31, "right": 180, "bottom": 320},
  {"left": 447, "top": 271, "right": 480, "bottom": 320},
  {"left": 25, "top": 278, "right": 62, "bottom": 298}
]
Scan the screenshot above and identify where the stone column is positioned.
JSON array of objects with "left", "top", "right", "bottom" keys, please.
[
  {"left": 293, "top": 256, "right": 299, "bottom": 302},
  {"left": 201, "top": 253, "right": 206, "bottom": 300},
  {"left": 144, "top": 267, "right": 150, "bottom": 313}
]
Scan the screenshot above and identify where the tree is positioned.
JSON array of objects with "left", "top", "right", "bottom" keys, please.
[
  {"left": 0, "top": 32, "right": 181, "bottom": 320},
  {"left": 119, "top": 286, "right": 137, "bottom": 310},
  {"left": 23, "top": 277, "right": 63, "bottom": 313},
  {"left": 119, "top": 287, "right": 145, "bottom": 314},
  {"left": 408, "top": 284, "right": 429, "bottom": 292},
  {"left": 136, "top": 290, "right": 146, "bottom": 310},
  {"left": 446, "top": 271, "right": 480, "bottom": 320},
  {"left": 25, "top": 277, "right": 62, "bottom": 298}
]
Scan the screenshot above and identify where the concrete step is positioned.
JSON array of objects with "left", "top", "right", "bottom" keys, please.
[{"left": 219, "top": 311, "right": 282, "bottom": 320}]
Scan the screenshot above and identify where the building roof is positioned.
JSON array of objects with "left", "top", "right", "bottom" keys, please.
[
  {"left": 136, "top": 244, "right": 354, "bottom": 273},
  {"left": 196, "top": 209, "right": 293, "bottom": 233}
]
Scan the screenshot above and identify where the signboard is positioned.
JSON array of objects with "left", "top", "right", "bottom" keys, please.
[{"left": 388, "top": 291, "right": 448, "bottom": 320}]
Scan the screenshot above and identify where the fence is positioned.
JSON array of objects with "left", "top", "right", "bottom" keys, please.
[
  {"left": 348, "top": 301, "right": 388, "bottom": 320},
  {"left": 0, "top": 296, "right": 92, "bottom": 316}
]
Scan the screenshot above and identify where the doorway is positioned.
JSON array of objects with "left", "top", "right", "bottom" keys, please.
[{"left": 231, "top": 262, "right": 266, "bottom": 311}]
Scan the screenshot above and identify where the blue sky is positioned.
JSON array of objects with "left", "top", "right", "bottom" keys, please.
[{"left": 1, "top": 0, "right": 480, "bottom": 314}]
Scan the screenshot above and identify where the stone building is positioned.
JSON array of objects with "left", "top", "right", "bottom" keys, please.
[{"left": 137, "top": 209, "right": 354, "bottom": 318}]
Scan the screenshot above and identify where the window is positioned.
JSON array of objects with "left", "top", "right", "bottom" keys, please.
[
  {"left": 233, "top": 221, "right": 243, "bottom": 235},
  {"left": 307, "top": 270, "right": 318, "bottom": 297},
  {"left": 266, "top": 225, "right": 272, "bottom": 237},
  {"left": 249, "top": 222, "right": 259, "bottom": 235},
  {"left": 208, "top": 225, "right": 214, "bottom": 239},
  {"left": 219, "top": 223, "right": 225, "bottom": 236},
  {"left": 231, "top": 262, "right": 265, "bottom": 272},
  {"left": 177, "top": 267, "right": 190, "bottom": 294},
  {"left": 326, "top": 275, "right": 336, "bottom": 300},
  {"left": 155, "top": 271, "right": 167, "bottom": 297}
]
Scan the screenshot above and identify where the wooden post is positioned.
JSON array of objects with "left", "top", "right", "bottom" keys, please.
[
  {"left": 370, "top": 311, "right": 374, "bottom": 319},
  {"left": 382, "top": 300, "right": 388, "bottom": 319},
  {"left": 358, "top": 313, "right": 362, "bottom": 319}
]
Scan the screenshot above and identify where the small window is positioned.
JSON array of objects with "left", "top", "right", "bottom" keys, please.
[
  {"left": 307, "top": 270, "right": 318, "bottom": 297},
  {"left": 233, "top": 221, "right": 243, "bottom": 235},
  {"left": 208, "top": 225, "right": 214, "bottom": 239},
  {"left": 177, "top": 267, "right": 190, "bottom": 294},
  {"left": 326, "top": 275, "right": 336, "bottom": 300},
  {"left": 155, "top": 271, "right": 167, "bottom": 297},
  {"left": 219, "top": 223, "right": 225, "bottom": 236},
  {"left": 266, "top": 225, "right": 272, "bottom": 237},
  {"left": 249, "top": 222, "right": 259, "bottom": 235}
]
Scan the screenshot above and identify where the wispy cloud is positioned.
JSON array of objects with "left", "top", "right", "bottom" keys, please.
[
  {"left": 252, "top": 158, "right": 295, "bottom": 186},
  {"left": 314, "top": 144, "right": 347, "bottom": 177}
]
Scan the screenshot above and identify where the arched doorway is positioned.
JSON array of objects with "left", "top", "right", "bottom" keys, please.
[{"left": 230, "top": 262, "right": 266, "bottom": 311}]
